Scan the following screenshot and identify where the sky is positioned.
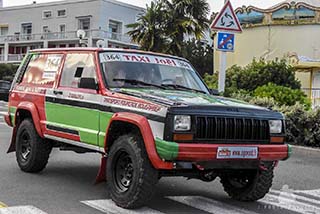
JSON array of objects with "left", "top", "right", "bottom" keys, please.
[{"left": 2, "top": 0, "right": 284, "bottom": 12}]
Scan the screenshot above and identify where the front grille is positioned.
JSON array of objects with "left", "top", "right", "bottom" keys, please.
[{"left": 195, "top": 116, "right": 269, "bottom": 142}]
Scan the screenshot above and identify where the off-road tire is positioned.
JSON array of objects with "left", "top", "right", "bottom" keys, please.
[
  {"left": 16, "top": 119, "right": 52, "bottom": 173},
  {"left": 220, "top": 163, "right": 274, "bottom": 201},
  {"left": 107, "top": 134, "right": 158, "bottom": 209}
]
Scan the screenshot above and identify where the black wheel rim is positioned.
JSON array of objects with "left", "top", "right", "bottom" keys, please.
[
  {"left": 114, "top": 150, "right": 134, "bottom": 192},
  {"left": 19, "top": 130, "right": 32, "bottom": 162}
]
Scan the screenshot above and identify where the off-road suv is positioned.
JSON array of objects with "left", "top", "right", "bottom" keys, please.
[{"left": 4, "top": 48, "right": 291, "bottom": 209}]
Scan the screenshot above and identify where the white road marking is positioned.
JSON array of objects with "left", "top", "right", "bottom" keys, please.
[
  {"left": 0, "top": 206, "right": 47, "bottom": 214},
  {"left": 81, "top": 199, "right": 164, "bottom": 214},
  {"left": 0, "top": 111, "right": 7, "bottom": 116},
  {"left": 260, "top": 192, "right": 320, "bottom": 214},
  {"left": 270, "top": 189, "right": 320, "bottom": 206},
  {"left": 167, "top": 196, "right": 258, "bottom": 214},
  {"left": 296, "top": 189, "right": 320, "bottom": 198}
]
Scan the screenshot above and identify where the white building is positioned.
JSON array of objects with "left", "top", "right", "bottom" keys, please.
[{"left": 0, "top": 0, "right": 144, "bottom": 63}]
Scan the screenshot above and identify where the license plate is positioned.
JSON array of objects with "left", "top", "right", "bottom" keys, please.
[{"left": 217, "top": 147, "right": 258, "bottom": 159}]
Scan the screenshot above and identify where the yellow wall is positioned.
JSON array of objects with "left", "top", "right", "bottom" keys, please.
[{"left": 214, "top": 25, "right": 320, "bottom": 71}]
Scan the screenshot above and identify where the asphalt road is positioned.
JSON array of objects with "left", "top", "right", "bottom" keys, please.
[{"left": 0, "top": 101, "right": 320, "bottom": 214}]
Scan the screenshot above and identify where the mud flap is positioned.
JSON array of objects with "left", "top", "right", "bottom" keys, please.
[
  {"left": 7, "top": 126, "right": 17, "bottom": 153},
  {"left": 95, "top": 155, "right": 107, "bottom": 184}
]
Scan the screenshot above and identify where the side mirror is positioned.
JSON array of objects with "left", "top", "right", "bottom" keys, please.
[
  {"left": 209, "top": 89, "right": 220, "bottom": 96},
  {"left": 79, "top": 78, "right": 98, "bottom": 90}
]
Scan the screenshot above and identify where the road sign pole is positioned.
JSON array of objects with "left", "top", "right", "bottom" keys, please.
[
  {"left": 218, "top": 51, "right": 227, "bottom": 92},
  {"left": 217, "top": 0, "right": 228, "bottom": 93}
]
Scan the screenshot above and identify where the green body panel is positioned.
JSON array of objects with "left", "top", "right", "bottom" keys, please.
[
  {"left": 46, "top": 102, "right": 99, "bottom": 145},
  {"left": 155, "top": 138, "right": 179, "bottom": 160},
  {"left": 98, "top": 111, "right": 114, "bottom": 147},
  {"left": 287, "top": 144, "right": 292, "bottom": 159},
  {"left": 9, "top": 106, "right": 17, "bottom": 125}
]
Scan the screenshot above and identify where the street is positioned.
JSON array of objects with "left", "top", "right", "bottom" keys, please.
[{"left": 0, "top": 101, "right": 319, "bottom": 214}]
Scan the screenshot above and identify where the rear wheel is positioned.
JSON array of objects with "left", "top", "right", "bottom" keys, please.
[
  {"left": 220, "top": 163, "right": 274, "bottom": 201},
  {"left": 16, "top": 119, "right": 52, "bottom": 173},
  {"left": 107, "top": 134, "right": 158, "bottom": 209}
]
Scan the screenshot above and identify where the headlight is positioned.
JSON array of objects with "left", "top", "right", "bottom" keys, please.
[
  {"left": 269, "top": 120, "right": 282, "bottom": 134},
  {"left": 174, "top": 115, "right": 191, "bottom": 131}
]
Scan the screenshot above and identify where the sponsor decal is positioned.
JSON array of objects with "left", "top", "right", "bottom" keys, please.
[
  {"left": 217, "top": 147, "right": 258, "bottom": 159},
  {"left": 68, "top": 92, "right": 84, "bottom": 100},
  {"left": 100, "top": 52, "right": 191, "bottom": 69},
  {"left": 15, "top": 85, "right": 46, "bottom": 94},
  {"left": 43, "top": 55, "right": 63, "bottom": 79},
  {"left": 103, "top": 97, "right": 162, "bottom": 112}
]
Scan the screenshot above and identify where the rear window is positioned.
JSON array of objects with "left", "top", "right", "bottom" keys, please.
[{"left": 21, "top": 54, "right": 63, "bottom": 86}]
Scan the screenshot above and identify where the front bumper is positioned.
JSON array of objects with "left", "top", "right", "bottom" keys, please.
[{"left": 155, "top": 138, "right": 291, "bottom": 162}]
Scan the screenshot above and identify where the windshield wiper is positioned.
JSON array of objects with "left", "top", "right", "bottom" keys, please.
[
  {"left": 113, "top": 78, "right": 166, "bottom": 90},
  {"left": 161, "top": 83, "right": 207, "bottom": 94}
]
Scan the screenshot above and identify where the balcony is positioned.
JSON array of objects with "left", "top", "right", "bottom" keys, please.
[{"left": 0, "top": 29, "right": 135, "bottom": 45}]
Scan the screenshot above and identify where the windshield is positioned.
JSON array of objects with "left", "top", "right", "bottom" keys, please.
[{"left": 99, "top": 52, "right": 209, "bottom": 94}]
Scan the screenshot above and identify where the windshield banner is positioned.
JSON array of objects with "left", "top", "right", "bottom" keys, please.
[{"left": 100, "top": 52, "right": 191, "bottom": 69}]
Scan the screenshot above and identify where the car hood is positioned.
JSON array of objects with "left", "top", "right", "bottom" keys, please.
[{"left": 115, "top": 88, "right": 266, "bottom": 110}]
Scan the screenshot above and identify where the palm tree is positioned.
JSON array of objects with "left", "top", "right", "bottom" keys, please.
[
  {"left": 126, "top": 1, "right": 168, "bottom": 52},
  {"left": 126, "top": 0, "right": 210, "bottom": 56},
  {"left": 164, "top": 0, "right": 210, "bottom": 56}
]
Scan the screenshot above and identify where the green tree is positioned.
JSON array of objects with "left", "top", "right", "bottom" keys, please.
[
  {"left": 164, "top": 0, "right": 210, "bottom": 56},
  {"left": 126, "top": 0, "right": 210, "bottom": 56},
  {"left": 0, "top": 64, "right": 19, "bottom": 81},
  {"left": 204, "top": 59, "right": 302, "bottom": 96},
  {"left": 181, "top": 39, "right": 213, "bottom": 77},
  {"left": 254, "top": 83, "right": 310, "bottom": 109},
  {"left": 126, "top": 1, "right": 168, "bottom": 52}
]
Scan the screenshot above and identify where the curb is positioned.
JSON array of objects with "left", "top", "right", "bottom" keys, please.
[{"left": 291, "top": 145, "right": 320, "bottom": 156}]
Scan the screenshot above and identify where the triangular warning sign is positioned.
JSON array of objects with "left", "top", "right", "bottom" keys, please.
[{"left": 210, "top": 0, "right": 242, "bottom": 33}]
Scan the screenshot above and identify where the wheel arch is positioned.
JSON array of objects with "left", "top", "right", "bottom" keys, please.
[
  {"left": 95, "top": 112, "right": 173, "bottom": 183},
  {"left": 104, "top": 112, "right": 173, "bottom": 170},
  {"left": 7, "top": 102, "right": 43, "bottom": 153}
]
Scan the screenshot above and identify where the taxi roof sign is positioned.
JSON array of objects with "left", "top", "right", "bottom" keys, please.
[{"left": 210, "top": 0, "right": 242, "bottom": 33}]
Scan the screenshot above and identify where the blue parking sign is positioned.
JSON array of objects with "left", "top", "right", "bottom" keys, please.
[{"left": 217, "top": 32, "right": 235, "bottom": 52}]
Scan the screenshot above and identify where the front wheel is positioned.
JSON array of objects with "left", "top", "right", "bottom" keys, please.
[
  {"left": 107, "top": 134, "right": 158, "bottom": 209},
  {"left": 15, "top": 119, "right": 52, "bottom": 173},
  {"left": 220, "top": 163, "right": 274, "bottom": 201}
]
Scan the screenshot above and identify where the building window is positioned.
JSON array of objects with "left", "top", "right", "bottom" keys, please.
[
  {"left": 0, "top": 26, "right": 8, "bottom": 36},
  {"left": 59, "top": 24, "right": 66, "bottom": 39},
  {"left": 43, "top": 11, "right": 53, "bottom": 19},
  {"left": 57, "top": 9, "right": 66, "bottom": 17},
  {"left": 108, "top": 20, "right": 122, "bottom": 40},
  {"left": 43, "top": 26, "right": 49, "bottom": 33},
  {"left": 21, "top": 23, "right": 32, "bottom": 35},
  {"left": 78, "top": 17, "right": 90, "bottom": 30}
]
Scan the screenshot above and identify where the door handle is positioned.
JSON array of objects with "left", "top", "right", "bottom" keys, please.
[{"left": 53, "top": 90, "right": 63, "bottom": 95}]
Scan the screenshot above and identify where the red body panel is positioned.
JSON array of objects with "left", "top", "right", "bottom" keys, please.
[{"left": 177, "top": 143, "right": 288, "bottom": 161}]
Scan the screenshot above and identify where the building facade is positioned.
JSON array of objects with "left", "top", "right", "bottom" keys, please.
[
  {"left": 213, "top": 0, "right": 320, "bottom": 107},
  {"left": 0, "top": 0, "right": 144, "bottom": 63}
]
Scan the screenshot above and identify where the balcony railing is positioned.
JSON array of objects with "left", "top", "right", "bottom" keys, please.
[{"left": 0, "top": 30, "right": 134, "bottom": 44}]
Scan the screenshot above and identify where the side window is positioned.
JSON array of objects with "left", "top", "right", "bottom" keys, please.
[
  {"left": 21, "top": 54, "right": 62, "bottom": 86},
  {"left": 59, "top": 53, "right": 96, "bottom": 88}
]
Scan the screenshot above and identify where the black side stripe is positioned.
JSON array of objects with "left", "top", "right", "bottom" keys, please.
[
  {"left": 45, "top": 97, "right": 165, "bottom": 123},
  {"left": 46, "top": 124, "right": 79, "bottom": 135}
]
